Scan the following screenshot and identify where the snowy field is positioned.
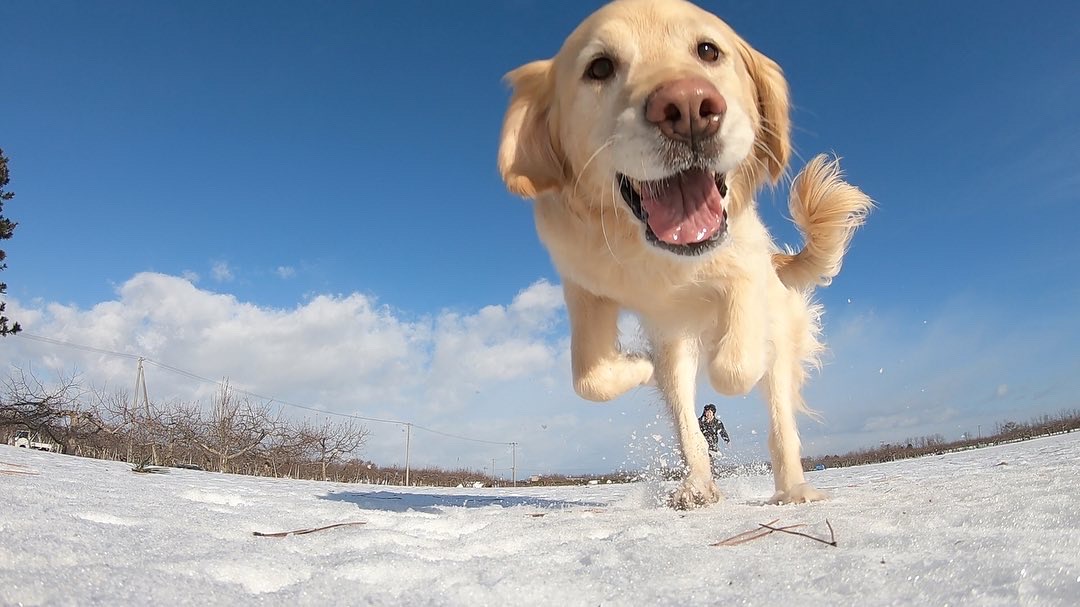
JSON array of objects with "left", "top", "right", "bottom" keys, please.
[{"left": 2, "top": 434, "right": 1078, "bottom": 606}]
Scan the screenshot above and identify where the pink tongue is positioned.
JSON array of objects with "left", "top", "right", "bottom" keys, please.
[{"left": 639, "top": 169, "right": 726, "bottom": 245}]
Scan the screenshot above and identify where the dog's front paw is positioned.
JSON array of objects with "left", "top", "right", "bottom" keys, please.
[
  {"left": 668, "top": 477, "right": 722, "bottom": 510},
  {"left": 709, "top": 364, "right": 759, "bottom": 396},
  {"left": 708, "top": 338, "right": 766, "bottom": 396},
  {"left": 632, "top": 355, "right": 656, "bottom": 388},
  {"left": 768, "top": 483, "right": 828, "bottom": 505},
  {"left": 574, "top": 355, "right": 654, "bottom": 401}
]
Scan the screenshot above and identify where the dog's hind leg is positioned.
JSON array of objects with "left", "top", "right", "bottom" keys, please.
[
  {"left": 653, "top": 334, "right": 721, "bottom": 509},
  {"left": 761, "top": 351, "right": 827, "bottom": 505},
  {"left": 564, "top": 281, "right": 654, "bottom": 402}
]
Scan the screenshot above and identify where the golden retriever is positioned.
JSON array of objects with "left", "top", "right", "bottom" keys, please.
[{"left": 498, "top": 0, "right": 872, "bottom": 508}]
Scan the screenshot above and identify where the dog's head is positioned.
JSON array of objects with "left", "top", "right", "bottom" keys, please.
[{"left": 499, "top": 0, "right": 790, "bottom": 257}]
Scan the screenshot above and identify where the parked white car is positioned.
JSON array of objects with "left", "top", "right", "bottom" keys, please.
[{"left": 10, "top": 430, "right": 61, "bottom": 453}]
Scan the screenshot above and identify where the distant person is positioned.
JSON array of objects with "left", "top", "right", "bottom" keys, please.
[{"left": 698, "top": 403, "right": 730, "bottom": 452}]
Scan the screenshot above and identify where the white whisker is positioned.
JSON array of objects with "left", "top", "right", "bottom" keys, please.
[
  {"left": 574, "top": 139, "right": 615, "bottom": 199},
  {"left": 600, "top": 177, "right": 622, "bottom": 265}
]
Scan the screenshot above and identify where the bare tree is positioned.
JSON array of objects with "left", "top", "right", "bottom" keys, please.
[
  {"left": 81, "top": 386, "right": 186, "bottom": 465},
  {"left": 159, "top": 400, "right": 208, "bottom": 467},
  {"left": 998, "top": 420, "right": 1021, "bottom": 436},
  {"left": 261, "top": 420, "right": 308, "bottom": 478},
  {"left": 182, "top": 382, "right": 274, "bottom": 473},
  {"left": 95, "top": 388, "right": 144, "bottom": 461},
  {"left": 301, "top": 418, "right": 371, "bottom": 481},
  {"left": 0, "top": 367, "right": 84, "bottom": 445}
]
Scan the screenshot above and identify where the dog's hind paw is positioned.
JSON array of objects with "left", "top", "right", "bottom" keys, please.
[
  {"left": 669, "top": 477, "right": 722, "bottom": 510},
  {"left": 767, "top": 483, "right": 828, "bottom": 505}
]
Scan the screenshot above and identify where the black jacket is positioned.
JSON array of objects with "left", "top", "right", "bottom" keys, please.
[{"left": 698, "top": 416, "right": 730, "bottom": 451}]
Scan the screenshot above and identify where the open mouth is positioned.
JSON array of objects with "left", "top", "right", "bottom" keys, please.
[{"left": 617, "top": 168, "right": 729, "bottom": 256}]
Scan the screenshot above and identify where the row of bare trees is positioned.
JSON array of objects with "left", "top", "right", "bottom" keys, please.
[
  {"left": 802, "top": 408, "right": 1080, "bottom": 470},
  {"left": 1, "top": 368, "right": 369, "bottom": 482},
  {"left": 0, "top": 368, "right": 512, "bottom": 487}
]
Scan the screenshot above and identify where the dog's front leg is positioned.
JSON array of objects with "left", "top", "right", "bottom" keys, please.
[
  {"left": 654, "top": 335, "right": 721, "bottom": 509},
  {"left": 762, "top": 353, "right": 827, "bottom": 505},
  {"left": 706, "top": 277, "right": 769, "bottom": 396},
  {"left": 564, "top": 281, "right": 654, "bottom": 402}
]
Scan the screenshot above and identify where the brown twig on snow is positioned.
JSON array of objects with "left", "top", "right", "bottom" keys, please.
[
  {"left": 713, "top": 519, "right": 837, "bottom": 548},
  {"left": 759, "top": 519, "right": 837, "bottom": 547},
  {"left": 253, "top": 521, "right": 367, "bottom": 538},
  {"left": 0, "top": 462, "right": 38, "bottom": 476},
  {"left": 713, "top": 519, "right": 795, "bottom": 546}
]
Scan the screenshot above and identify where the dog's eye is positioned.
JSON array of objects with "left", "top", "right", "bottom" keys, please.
[
  {"left": 584, "top": 56, "right": 616, "bottom": 81},
  {"left": 697, "top": 41, "right": 721, "bottom": 63}
]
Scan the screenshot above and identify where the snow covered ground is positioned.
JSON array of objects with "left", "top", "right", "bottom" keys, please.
[{"left": 2, "top": 433, "right": 1078, "bottom": 606}]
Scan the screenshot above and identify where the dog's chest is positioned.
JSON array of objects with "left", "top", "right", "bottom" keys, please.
[{"left": 532, "top": 200, "right": 736, "bottom": 314}]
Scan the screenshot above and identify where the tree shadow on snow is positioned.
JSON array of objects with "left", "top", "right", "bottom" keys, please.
[{"left": 320, "top": 490, "right": 607, "bottom": 514}]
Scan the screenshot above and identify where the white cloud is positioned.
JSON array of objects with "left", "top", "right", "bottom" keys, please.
[
  {"left": 425, "top": 281, "right": 565, "bottom": 411},
  {"left": 181, "top": 270, "right": 200, "bottom": 283},
  {"left": 211, "top": 261, "right": 234, "bottom": 283},
  {"left": 0, "top": 274, "right": 586, "bottom": 471},
  {"left": 276, "top": 266, "right": 296, "bottom": 279},
  {"left": 2, "top": 276, "right": 1077, "bottom": 474}
]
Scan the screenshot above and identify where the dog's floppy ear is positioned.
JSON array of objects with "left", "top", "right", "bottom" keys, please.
[
  {"left": 498, "top": 60, "right": 566, "bottom": 198},
  {"left": 736, "top": 41, "right": 791, "bottom": 183}
]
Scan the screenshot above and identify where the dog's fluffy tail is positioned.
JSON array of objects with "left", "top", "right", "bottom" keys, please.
[{"left": 772, "top": 154, "right": 873, "bottom": 290}]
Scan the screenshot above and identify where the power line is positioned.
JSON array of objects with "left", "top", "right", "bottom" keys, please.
[
  {"left": 15, "top": 333, "right": 142, "bottom": 361},
  {"left": 11, "top": 332, "right": 517, "bottom": 447},
  {"left": 411, "top": 424, "right": 517, "bottom": 447},
  {"left": 140, "top": 358, "right": 408, "bottom": 427}
]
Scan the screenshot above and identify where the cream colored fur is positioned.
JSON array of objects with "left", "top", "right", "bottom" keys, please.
[{"left": 498, "top": 0, "right": 871, "bottom": 508}]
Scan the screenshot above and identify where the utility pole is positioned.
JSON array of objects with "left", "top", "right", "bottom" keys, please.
[
  {"left": 491, "top": 458, "right": 496, "bottom": 486},
  {"left": 132, "top": 357, "right": 155, "bottom": 464},
  {"left": 133, "top": 357, "right": 150, "bottom": 417},
  {"left": 404, "top": 423, "right": 412, "bottom": 486},
  {"left": 511, "top": 442, "right": 517, "bottom": 487}
]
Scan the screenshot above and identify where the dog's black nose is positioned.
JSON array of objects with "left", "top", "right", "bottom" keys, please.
[{"left": 645, "top": 78, "right": 726, "bottom": 144}]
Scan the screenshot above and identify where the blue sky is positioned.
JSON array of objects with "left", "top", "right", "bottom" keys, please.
[{"left": 2, "top": 1, "right": 1078, "bottom": 476}]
